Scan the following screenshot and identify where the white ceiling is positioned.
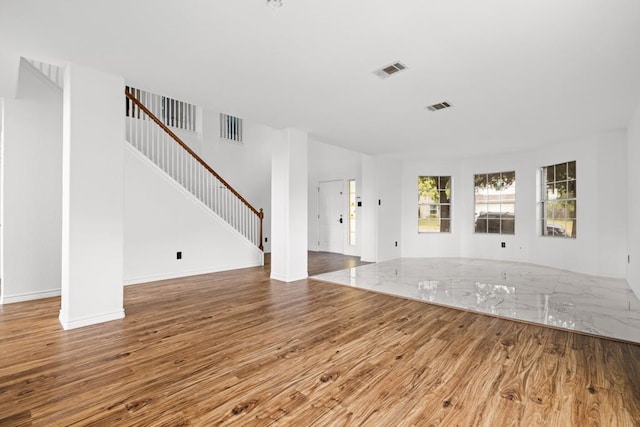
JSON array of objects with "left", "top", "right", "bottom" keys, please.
[{"left": 2, "top": 0, "right": 640, "bottom": 159}]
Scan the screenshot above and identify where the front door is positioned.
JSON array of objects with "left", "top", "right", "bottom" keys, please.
[{"left": 318, "top": 180, "right": 344, "bottom": 254}]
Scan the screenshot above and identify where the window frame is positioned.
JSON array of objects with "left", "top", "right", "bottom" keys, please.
[
  {"left": 220, "top": 113, "right": 243, "bottom": 142},
  {"left": 540, "top": 161, "right": 576, "bottom": 238},
  {"left": 473, "top": 171, "right": 516, "bottom": 235},
  {"left": 348, "top": 179, "right": 357, "bottom": 246},
  {"left": 418, "top": 176, "right": 452, "bottom": 233}
]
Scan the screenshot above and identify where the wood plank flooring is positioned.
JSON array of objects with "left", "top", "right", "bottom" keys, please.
[{"left": 1, "top": 252, "right": 639, "bottom": 426}]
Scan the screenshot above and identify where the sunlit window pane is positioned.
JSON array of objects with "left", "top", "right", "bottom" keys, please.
[
  {"left": 474, "top": 171, "right": 516, "bottom": 235},
  {"left": 418, "top": 176, "right": 452, "bottom": 233},
  {"left": 348, "top": 180, "right": 356, "bottom": 245},
  {"left": 541, "top": 161, "right": 576, "bottom": 238}
]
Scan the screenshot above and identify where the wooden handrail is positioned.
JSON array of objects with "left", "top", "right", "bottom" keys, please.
[
  {"left": 125, "top": 89, "right": 264, "bottom": 251},
  {"left": 259, "top": 208, "right": 264, "bottom": 252},
  {"left": 125, "top": 90, "right": 259, "bottom": 216}
]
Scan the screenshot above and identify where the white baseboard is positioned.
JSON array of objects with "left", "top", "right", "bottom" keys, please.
[
  {"left": 123, "top": 260, "right": 263, "bottom": 286},
  {"left": 0, "top": 288, "right": 61, "bottom": 305},
  {"left": 270, "top": 271, "right": 308, "bottom": 283},
  {"left": 59, "top": 309, "right": 125, "bottom": 330}
]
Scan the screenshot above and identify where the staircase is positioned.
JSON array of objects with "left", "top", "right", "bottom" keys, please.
[
  {"left": 24, "top": 58, "right": 64, "bottom": 90},
  {"left": 23, "top": 57, "right": 264, "bottom": 252},
  {"left": 124, "top": 89, "right": 264, "bottom": 250}
]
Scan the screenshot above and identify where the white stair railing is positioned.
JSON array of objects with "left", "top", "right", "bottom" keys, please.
[
  {"left": 22, "top": 64, "right": 263, "bottom": 250},
  {"left": 25, "top": 58, "right": 64, "bottom": 89},
  {"left": 125, "top": 89, "right": 264, "bottom": 250},
  {"left": 126, "top": 86, "right": 196, "bottom": 132}
]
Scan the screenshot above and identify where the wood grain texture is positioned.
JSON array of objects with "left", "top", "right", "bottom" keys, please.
[{"left": 1, "top": 252, "right": 639, "bottom": 426}]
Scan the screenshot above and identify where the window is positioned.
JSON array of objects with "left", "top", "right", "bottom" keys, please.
[
  {"left": 349, "top": 180, "right": 356, "bottom": 245},
  {"left": 541, "top": 161, "right": 576, "bottom": 238},
  {"left": 418, "top": 176, "right": 451, "bottom": 233},
  {"left": 220, "top": 113, "right": 243, "bottom": 142},
  {"left": 474, "top": 171, "right": 515, "bottom": 234}
]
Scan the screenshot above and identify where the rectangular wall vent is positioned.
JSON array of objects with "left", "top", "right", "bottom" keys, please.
[
  {"left": 374, "top": 61, "right": 408, "bottom": 79},
  {"left": 220, "top": 113, "right": 243, "bottom": 142},
  {"left": 426, "top": 101, "right": 452, "bottom": 112}
]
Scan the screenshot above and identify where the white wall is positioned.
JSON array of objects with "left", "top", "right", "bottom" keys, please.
[
  {"left": 402, "top": 159, "right": 463, "bottom": 258},
  {"left": 307, "top": 138, "right": 362, "bottom": 256},
  {"left": 0, "top": 52, "right": 19, "bottom": 99},
  {"left": 360, "top": 154, "right": 378, "bottom": 262},
  {"left": 360, "top": 154, "right": 402, "bottom": 262},
  {"left": 401, "top": 130, "right": 628, "bottom": 278},
  {"left": 628, "top": 102, "right": 640, "bottom": 295},
  {"left": 123, "top": 145, "right": 263, "bottom": 284},
  {"left": 593, "top": 130, "right": 628, "bottom": 274},
  {"left": 59, "top": 63, "right": 124, "bottom": 329},
  {"left": 0, "top": 59, "right": 62, "bottom": 303},
  {"left": 377, "top": 156, "right": 402, "bottom": 261},
  {"left": 458, "top": 147, "right": 543, "bottom": 264}
]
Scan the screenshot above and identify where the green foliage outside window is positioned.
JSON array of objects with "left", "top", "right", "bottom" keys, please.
[{"left": 418, "top": 176, "right": 451, "bottom": 233}]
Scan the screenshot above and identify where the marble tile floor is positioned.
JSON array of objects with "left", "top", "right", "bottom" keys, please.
[{"left": 313, "top": 258, "right": 640, "bottom": 344}]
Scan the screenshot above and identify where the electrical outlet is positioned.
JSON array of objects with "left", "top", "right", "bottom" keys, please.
[
  {"left": 395, "top": 241, "right": 398, "bottom": 247},
  {"left": 501, "top": 242, "right": 506, "bottom": 248},
  {"left": 177, "top": 251, "right": 182, "bottom": 260},
  {"left": 265, "top": 237, "right": 268, "bottom": 243}
]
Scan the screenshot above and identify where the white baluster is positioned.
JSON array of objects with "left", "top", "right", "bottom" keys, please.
[{"left": 125, "top": 93, "right": 261, "bottom": 249}]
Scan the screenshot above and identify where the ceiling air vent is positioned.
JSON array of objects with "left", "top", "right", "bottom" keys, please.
[
  {"left": 426, "top": 101, "right": 452, "bottom": 112},
  {"left": 374, "top": 61, "right": 408, "bottom": 79}
]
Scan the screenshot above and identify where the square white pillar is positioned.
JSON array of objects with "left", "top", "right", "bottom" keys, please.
[
  {"left": 59, "top": 63, "right": 125, "bottom": 329},
  {"left": 271, "top": 128, "right": 308, "bottom": 282},
  {"left": 360, "top": 154, "right": 379, "bottom": 262}
]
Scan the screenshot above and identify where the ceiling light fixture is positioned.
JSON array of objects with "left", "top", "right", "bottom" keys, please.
[{"left": 266, "top": 0, "right": 283, "bottom": 8}]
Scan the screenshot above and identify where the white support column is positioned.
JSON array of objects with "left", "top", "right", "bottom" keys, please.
[
  {"left": 360, "top": 154, "right": 379, "bottom": 262},
  {"left": 59, "top": 63, "right": 125, "bottom": 329},
  {"left": 271, "top": 128, "right": 308, "bottom": 282}
]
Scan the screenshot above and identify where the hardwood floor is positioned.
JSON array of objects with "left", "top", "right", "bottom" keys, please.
[{"left": 1, "top": 253, "right": 639, "bottom": 426}]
